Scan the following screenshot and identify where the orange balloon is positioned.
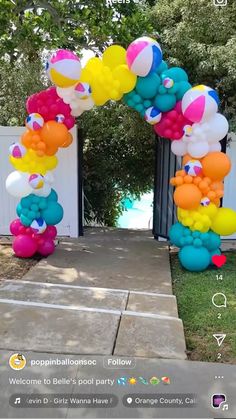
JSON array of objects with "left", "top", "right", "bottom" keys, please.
[
  {"left": 41, "top": 121, "right": 69, "bottom": 147},
  {"left": 21, "top": 130, "right": 33, "bottom": 148},
  {"left": 202, "top": 152, "right": 231, "bottom": 181},
  {"left": 61, "top": 132, "right": 73, "bottom": 148},
  {"left": 174, "top": 184, "right": 202, "bottom": 210}
]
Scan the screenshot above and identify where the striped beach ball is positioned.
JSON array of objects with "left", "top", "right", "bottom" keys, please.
[
  {"left": 145, "top": 107, "right": 162, "bottom": 125},
  {"left": 46, "top": 49, "right": 81, "bottom": 88},
  {"left": 126, "top": 37, "right": 162, "bottom": 77}
]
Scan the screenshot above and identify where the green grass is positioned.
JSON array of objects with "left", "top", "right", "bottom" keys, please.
[{"left": 171, "top": 251, "right": 236, "bottom": 364}]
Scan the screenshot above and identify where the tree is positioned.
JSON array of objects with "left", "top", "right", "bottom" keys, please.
[
  {"left": 80, "top": 103, "right": 155, "bottom": 226},
  {"left": 151, "top": 0, "right": 236, "bottom": 128}
]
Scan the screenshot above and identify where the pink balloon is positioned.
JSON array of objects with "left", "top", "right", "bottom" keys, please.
[
  {"left": 26, "top": 87, "right": 75, "bottom": 129},
  {"left": 154, "top": 100, "right": 192, "bottom": 140},
  {"left": 41, "top": 225, "right": 57, "bottom": 240},
  {"left": 10, "top": 219, "right": 22, "bottom": 236},
  {"left": 13, "top": 235, "right": 38, "bottom": 258},
  {"left": 37, "top": 239, "right": 55, "bottom": 256}
]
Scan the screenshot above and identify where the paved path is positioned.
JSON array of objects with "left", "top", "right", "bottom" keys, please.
[{"left": 0, "top": 228, "right": 186, "bottom": 359}]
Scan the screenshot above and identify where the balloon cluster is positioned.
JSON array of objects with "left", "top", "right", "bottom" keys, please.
[{"left": 6, "top": 36, "right": 236, "bottom": 269}]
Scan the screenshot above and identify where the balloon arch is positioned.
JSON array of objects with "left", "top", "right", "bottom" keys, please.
[{"left": 6, "top": 37, "right": 236, "bottom": 272}]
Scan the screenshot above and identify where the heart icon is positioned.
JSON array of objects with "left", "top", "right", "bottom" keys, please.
[{"left": 212, "top": 255, "right": 227, "bottom": 268}]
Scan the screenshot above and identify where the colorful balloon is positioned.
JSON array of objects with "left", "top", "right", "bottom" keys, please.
[
  {"left": 30, "top": 218, "right": 47, "bottom": 234},
  {"left": 25, "top": 113, "right": 44, "bottom": 131},
  {"left": 184, "top": 160, "right": 202, "bottom": 177},
  {"left": 126, "top": 37, "right": 162, "bottom": 77},
  {"left": 182, "top": 85, "right": 219, "bottom": 123},
  {"left": 145, "top": 107, "right": 162, "bottom": 125},
  {"left": 9, "top": 143, "right": 27, "bottom": 159},
  {"left": 29, "top": 174, "right": 44, "bottom": 190},
  {"left": 74, "top": 82, "right": 92, "bottom": 100},
  {"left": 46, "top": 49, "right": 81, "bottom": 87}
]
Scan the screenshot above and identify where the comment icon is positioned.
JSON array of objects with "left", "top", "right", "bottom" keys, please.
[{"left": 212, "top": 293, "right": 227, "bottom": 308}]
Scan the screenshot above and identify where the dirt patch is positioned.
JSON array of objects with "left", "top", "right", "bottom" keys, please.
[{"left": 0, "top": 245, "right": 41, "bottom": 279}]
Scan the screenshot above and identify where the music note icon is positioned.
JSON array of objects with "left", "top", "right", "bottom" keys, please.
[
  {"left": 222, "top": 403, "right": 229, "bottom": 411},
  {"left": 14, "top": 397, "right": 21, "bottom": 405}
]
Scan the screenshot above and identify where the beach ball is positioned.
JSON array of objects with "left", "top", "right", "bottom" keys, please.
[
  {"left": 55, "top": 114, "right": 65, "bottom": 124},
  {"left": 74, "top": 82, "right": 92, "bottom": 100},
  {"left": 184, "top": 159, "right": 202, "bottom": 176},
  {"left": 163, "top": 77, "right": 174, "bottom": 89},
  {"left": 201, "top": 197, "right": 211, "bottom": 207},
  {"left": 29, "top": 174, "right": 44, "bottom": 190},
  {"left": 46, "top": 49, "right": 81, "bottom": 88},
  {"left": 26, "top": 113, "right": 44, "bottom": 131},
  {"left": 30, "top": 218, "right": 47, "bottom": 234},
  {"left": 9, "top": 143, "right": 26, "bottom": 159},
  {"left": 145, "top": 107, "right": 162, "bottom": 125},
  {"left": 126, "top": 36, "right": 162, "bottom": 77},
  {"left": 182, "top": 85, "right": 219, "bottom": 123}
]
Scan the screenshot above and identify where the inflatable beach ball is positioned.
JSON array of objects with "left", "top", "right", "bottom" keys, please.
[
  {"left": 55, "top": 114, "right": 65, "bottom": 124},
  {"left": 74, "top": 82, "right": 92, "bottom": 100},
  {"left": 9, "top": 143, "right": 26, "bottom": 159},
  {"left": 26, "top": 113, "right": 44, "bottom": 131},
  {"left": 126, "top": 37, "right": 162, "bottom": 77},
  {"left": 29, "top": 174, "right": 44, "bottom": 190},
  {"left": 184, "top": 159, "right": 202, "bottom": 176},
  {"left": 182, "top": 85, "right": 219, "bottom": 123},
  {"left": 201, "top": 197, "right": 211, "bottom": 207},
  {"left": 46, "top": 49, "right": 81, "bottom": 88},
  {"left": 145, "top": 107, "right": 162, "bottom": 125},
  {"left": 31, "top": 218, "right": 47, "bottom": 234}
]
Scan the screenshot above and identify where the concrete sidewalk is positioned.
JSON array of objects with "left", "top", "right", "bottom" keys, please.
[{"left": 0, "top": 228, "right": 186, "bottom": 359}]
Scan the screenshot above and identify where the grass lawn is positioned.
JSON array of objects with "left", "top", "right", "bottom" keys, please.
[{"left": 171, "top": 251, "right": 236, "bottom": 364}]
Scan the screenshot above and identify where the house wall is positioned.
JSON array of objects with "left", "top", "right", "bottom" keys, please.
[
  {"left": 222, "top": 132, "right": 236, "bottom": 240},
  {"left": 0, "top": 126, "right": 79, "bottom": 237}
]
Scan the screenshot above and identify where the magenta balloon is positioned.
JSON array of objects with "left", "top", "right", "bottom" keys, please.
[
  {"left": 37, "top": 239, "right": 55, "bottom": 256},
  {"left": 13, "top": 235, "right": 37, "bottom": 258},
  {"left": 10, "top": 219, "right": 22, "bottom": 236}
]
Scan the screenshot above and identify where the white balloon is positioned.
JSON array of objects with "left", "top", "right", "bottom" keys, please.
[
  {"left": 6, "top": 171, "right": 33, "bottom": 198},
  {"left": 71, "top": 107, "right": 84, "bottom": 117},
  {"left": 44, "top": 171, "right": 54, "bottom": 184},
  {"left": 78, "top": 97, "right": 94, "bottom": 111},
  {"left": 34, "top": 183, "right": 51, "bottom": 197},
  {"left": 209, "top": 142, "right": 222, "bottom": 152},
  {"left": 171, "top": 140, "right": 187, "bottom": 156},
  {"left": 187, "top": 141, "right": 210, "bottom": 158},
  {"left": 207, "top": 113, "right": 229, "bottom": 143}
]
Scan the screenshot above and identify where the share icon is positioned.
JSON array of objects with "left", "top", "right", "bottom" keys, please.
[{"left": 213, "top": 334, "right": 226, "bottom": 347}]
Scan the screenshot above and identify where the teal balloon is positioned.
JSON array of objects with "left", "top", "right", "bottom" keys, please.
[
  {"left": 32, "top": 196, "right": 40, "bottom": 204},
  {"left": 38, "top": 200, "right": 48, "bottom": 210},
  {"left": 42, "top": 201, "right": 63, "bottom": 225},
  {"left": 16, "top": 203, "right": 22, "bottom": 217},
  {"left": 176, "top": 81, "right": 192, "bottom": 100},
  {"left": 133, "top": 94, "right": 142, "bottom": 103},
  {"left": 47, "top": 189, "right": 58, "bottom": 202},
  {"left": 204, "top": 231, "right": 221, "bottom": 251},
  {"left": 21, "top": 196, "right": 32, "bottom": 208},
  {"left": 136, "top": 73, "right": 161, "bottom": 99},
  {"left": 179, "top": 246, "right": 211, "bottom": 272},
  {"left": 156, "top": 60, "right": 168, "bottom": 75},
  {"left": 169, "top": 222, "right": 185, "bottom": 247},
  {"left": 20, "top": 215, "right": 31, "bottom": 227},
  {"left": 144, "top": 100, "right": 152, "bottom": 108},
  {"left": 154, "top": 93, "right": 176, "bottom": 112},
  {"left": 209, "top": 248, "right": 221, "bottom": 265},
  {"left": 162, "top": 67, "right": 188, "bottom": 82}
]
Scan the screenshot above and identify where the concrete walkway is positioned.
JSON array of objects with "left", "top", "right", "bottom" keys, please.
[{"left": 0, "top": 228, "right": 186, "bottom": 359}]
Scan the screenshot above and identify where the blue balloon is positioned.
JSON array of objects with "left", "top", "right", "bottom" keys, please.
[
  {"left": 204, "top": 231, "right": 221, "bottom": 251},
  {"left": 41, "top": 201, "right": 63, "bottom": 225},
  {"left": 47, "top": 189, "right": 58, "bottom": 202},
  {"left": 136, "top": 73, "right": 161, "bottom": 99},
  {"left": 154, "top": 93, "right": 176, "bottom": 112},
  {"left": 156, "top": 60, "right": 168, "bottom": 75},
  {"left": 16, "top": 203, "right": 22, "bottom": 217},
  {"left": 169, "top": 222, "right": 185, "bottom": 247},
  {"left": 179, "top": 246, "right": 211, "bottom": 272}
]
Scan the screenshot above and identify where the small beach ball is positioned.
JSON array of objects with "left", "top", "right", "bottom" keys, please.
[
  {"left": 126, "top": 37, "right": 162, "bottom": 77},
  {"left": 201, "top": 197, "right": 211, "bottom": 207},
  {"left": 145, "top": 107, "right": 162, "bottom": 125},
  {"left": 26, "top": 113, "right": 44, "bottom": 131},
  {"left": 9, "top": 143, "right": 26, "bottom": 159},
  {"left": 31, "top": 218, "right": 47, "bottom": 234},
  {"left": 74, "top": 82, "right": 92, "bottom": 100},
  {"left": 29, "top": 174, "right": 44, "bottom": 190},
  {"left": 184, "top": 159, "right": 202, "bottom": 176},
  {"left": 46, "top": 49, "right": 81, "bottom": 88},
  {"left": 163, "top": 77, "right": 174, "bottom": 89},
  {"left": 55, "top": 114, "right": 65, "bottom": 124},
  {"left": 182, "top": 85, "right": 219, "bottom": 123}
]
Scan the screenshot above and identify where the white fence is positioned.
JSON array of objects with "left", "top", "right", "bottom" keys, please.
[
  {"left": 223, "top": 133, "right": 236, "bottom": 240},
  {"left": 0, "top": 126, "right": 79, "bottom": 237}
]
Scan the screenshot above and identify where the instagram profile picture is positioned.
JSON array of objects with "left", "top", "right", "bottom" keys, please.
[{"left": 9, "top": 353, "right": 26, "bottom": 371}]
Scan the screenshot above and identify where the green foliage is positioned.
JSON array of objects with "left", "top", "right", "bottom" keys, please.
[
  {"left": 151, "top": 0, "right": 236, "bottom": 128},
  {"left": 0, "top": 58, "right": 48, "bottom": 126},
  {"left": 80, "top": 103, "right": 155, "bottom": 226}
]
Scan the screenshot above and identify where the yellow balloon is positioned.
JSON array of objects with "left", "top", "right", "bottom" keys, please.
[
  {"left": 102, "top": 46, "right": 126, "bottom": 70},
  {"left": 80, "top": 67, "right": 93, "bottom": 84},
  {"left": 10, "top": 149, "right": 58, "bottom": 175},
  {"left": 211, "top": 208, "right": 236, "bottom": 236},
  {"left": 85, "top": 57, "right": 103, "bottom": 77},
  {"left": 177, "top": 205, "right": 215, "bottom": 233},
  {"left": 113, "top": 64, "right": 137, "bottom": 94}
]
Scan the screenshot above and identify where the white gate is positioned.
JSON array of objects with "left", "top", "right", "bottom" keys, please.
[
  {"left": 222, "top": 133, "right": 236, "bottom": 240},
  {"left": 0, "top": 126, "right": 79, "bottom": 237}
]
